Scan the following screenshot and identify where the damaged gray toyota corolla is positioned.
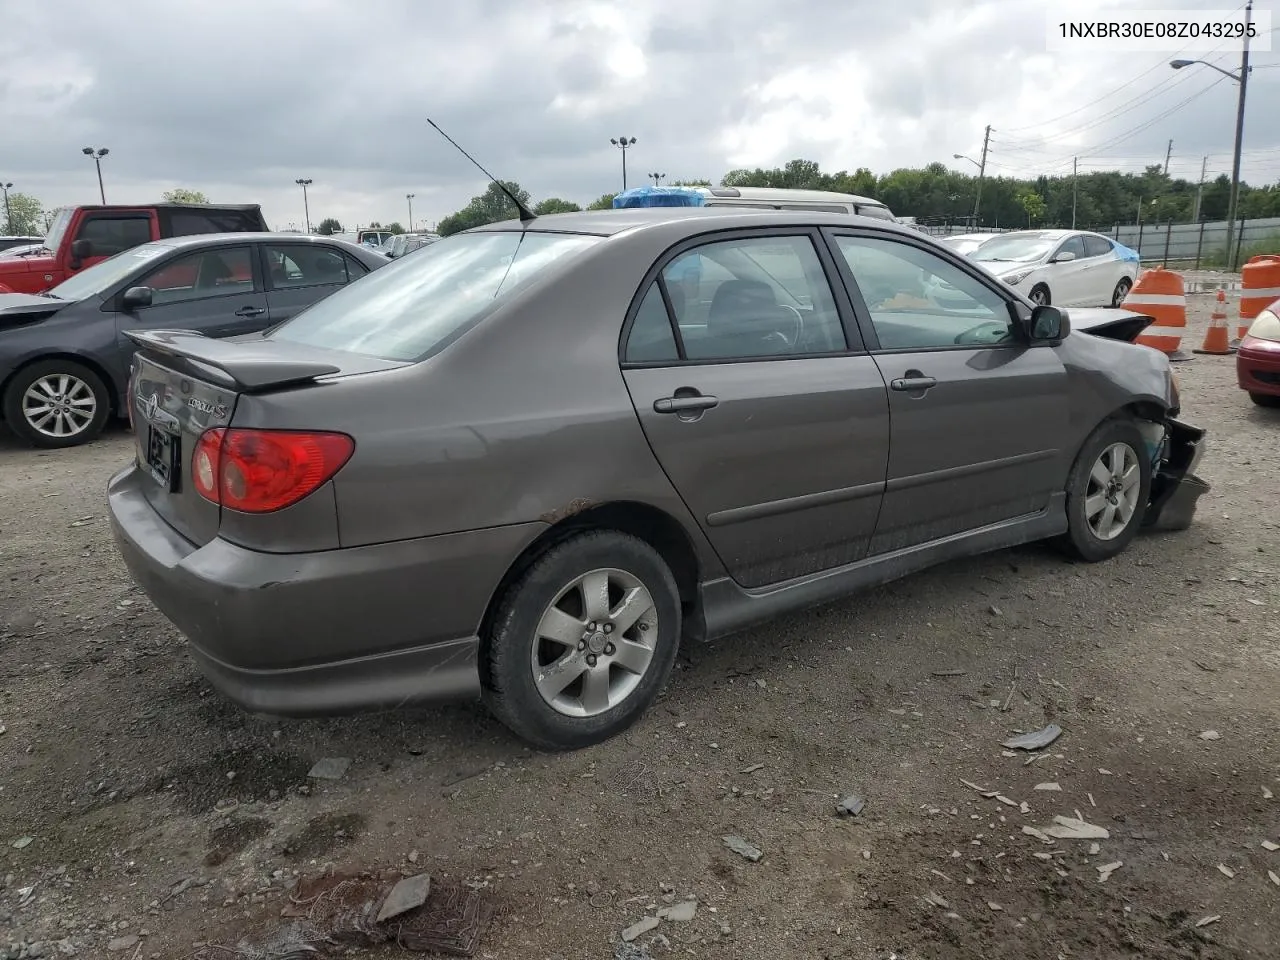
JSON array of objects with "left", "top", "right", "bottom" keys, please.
[{"left": 107, "top": 208, "right": 1209, "bottom": 751}]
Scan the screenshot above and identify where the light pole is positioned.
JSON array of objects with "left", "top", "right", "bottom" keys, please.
[
  {"left": 1, "top": 182, "right": 11, "bottom": 234},
  {"left": 610, "top": 136, "right": 636, "bottom": 191},
  {"left": 295, "top": 178, "right": 313, "bottom": 232},
  {"left": 82, "top": 148, "right": 108, "bottom": 203},
  {"left": 954, "top": 153, "right": 984, "bottom": 226},
  {"left": 1171, "top": 0, "right": 1252, "bottom": 269},
  {"left": 406, "top": 193, "right": 415, "bottom": 232},
  {"left": 649, "top": 172, "right": 665, "bottom": 186}
]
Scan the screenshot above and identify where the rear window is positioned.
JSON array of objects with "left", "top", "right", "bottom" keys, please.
[
  {"left": 267, "top": 230, "right": 602, "bottom": 362},
  {"left": 855, "top": 204, "right": 895, "bottom": 221}
]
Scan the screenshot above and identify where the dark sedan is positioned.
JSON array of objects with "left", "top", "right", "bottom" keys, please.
[
  {"left": 109, "top": 208, "right": 1208, "bottom": 751},
  {"left": 0, "top": 232, "right": 387, "bottom": 447}
]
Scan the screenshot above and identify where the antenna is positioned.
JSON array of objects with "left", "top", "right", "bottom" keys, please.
[{"left": 427, "top": 119, "right": 536, "bottom": 225}]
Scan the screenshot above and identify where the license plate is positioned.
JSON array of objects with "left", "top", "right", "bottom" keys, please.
[{"left": 144, "top": 425, "right": 180, "bottom": 491}]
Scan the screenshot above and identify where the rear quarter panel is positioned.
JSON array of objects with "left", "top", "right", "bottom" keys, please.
[{"left": 236, "top": 222, "right": 726, "bottom": 576}]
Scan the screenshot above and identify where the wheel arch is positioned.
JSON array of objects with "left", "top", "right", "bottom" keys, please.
[{"left": 476, "top": 500, "right": 702, "bottom": 691}]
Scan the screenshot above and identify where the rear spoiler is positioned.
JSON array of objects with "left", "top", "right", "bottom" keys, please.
[{"left": 124, "top": 329, "right": 340, "bottom": 392}]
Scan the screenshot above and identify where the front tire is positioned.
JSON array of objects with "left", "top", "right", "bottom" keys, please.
[
  {"left": 482, "top": 530, "right": 682, "bottom": 750},
  {"left": 2, "top": 359, "right": 111, "bottom": 449},
  {"left": 1055, "top": 418, "right": 1152, "bottom": 563},
  {"left": 1111, "top": 277, "right": 1132, "bottom": 307},
  {"left": 1029, "top": 284, "right": 1051, "bottom": 306}
]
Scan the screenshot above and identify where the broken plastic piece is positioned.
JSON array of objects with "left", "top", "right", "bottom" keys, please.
[
  {"left": 377, "top": 873, "right": 432, "bottom": 923},
  {"left": 1002, "top": 725, "right": 1063, "bottom": 751}
]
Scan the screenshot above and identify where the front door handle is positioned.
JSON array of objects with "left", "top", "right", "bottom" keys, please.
[
  {"left": 235, "top": 305, "right": 267, "bottom": 318},
  {"left": 653, "top": 394, "right": 719, "bottom": 414},
  {"left": 890, "top": 376, "right": 937, "bottom": 392}
]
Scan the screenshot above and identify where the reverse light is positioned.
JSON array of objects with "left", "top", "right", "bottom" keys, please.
[
  {"left": 1247, "top": 307, "right": 1280, "bottom": 343},
  {"left": 191, "top": 428, "right": 355, "bottom": 513}
]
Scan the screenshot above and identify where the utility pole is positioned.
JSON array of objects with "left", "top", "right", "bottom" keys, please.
[
  {"left": 1225, "top": 0, "right": 1252, "bottom": 270},
  {"left": 406, "top": 193, "right": 415, "bottom": 232},
  {"left": 1071, "top": 158, "right": 1078, "bottom": 229},
  {"left": 1192, "top": 156, "right": 1208, "bottom": 222},
  {"left": 295, "top": 178, "right": 313, "bottom": 232},
  {"left": 1163, "top": 139, "right": 1173, "bottom": 175},
  {"left": 1, "top": 182, "right": 11, "bottom": 234},
  {"left": 972, "top": 124, "right": 991, "bottom": 226}
]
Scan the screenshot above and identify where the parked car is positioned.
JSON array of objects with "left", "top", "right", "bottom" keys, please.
[
  {"left": 1236, "top": 297, "right": 1280, "bottom": 407},
  {"left": 0, "top": 203, "right": 269, "bottom": 295},
  {"left": 358, "top": 229, "right": 396, "bottom": 248},
  {"left": 109, "top": 207, "right": 1207, "bottom": 751},
  {"left": 0, "top": 236, "right": 44, "bottom": 253},
  {"left": 937, "top": 233, "right": 999, "bottom": 256},
  {"left": 0, "top": 233, "right": 386, "bottom": 447},
  {"left": 693, "top": 186, "right": 897, "bottom": 221},
  {"left": 968, "top": 229, "right": 1139, "bottom": 307}
]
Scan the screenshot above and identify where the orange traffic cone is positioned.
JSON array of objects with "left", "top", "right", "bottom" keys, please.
[
  {"left": 1125, "top": 266, "right": 1193, "bottom": 362},
  {"left": 1193, "top": 289, "right": 1236, "bottom": 355}
]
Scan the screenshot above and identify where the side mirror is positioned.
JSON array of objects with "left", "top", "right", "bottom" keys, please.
[
  {"left": 1052, "top": 250, "right": 1076, "bottom": 263},
  {"left": 120, "top": 286, "right": 154, "bottom": 311},
  {"left": 70, "top": 238, "right": 92, "bottom": 260},
  {"left": 1029, "top": 304, "right": 1068, "bottom": 341}
]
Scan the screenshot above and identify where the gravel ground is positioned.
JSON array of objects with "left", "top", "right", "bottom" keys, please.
[{"left": 1, "top": 292, "right": 1278, "bottom": 960}]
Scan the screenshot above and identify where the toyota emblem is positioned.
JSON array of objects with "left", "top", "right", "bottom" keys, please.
[{"left": 145, "top": 394, "right": 158, "bottom": 421}]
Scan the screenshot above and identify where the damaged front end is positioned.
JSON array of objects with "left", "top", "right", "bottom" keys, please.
[{"left": 1141, "top": 418, "right": 1209, "bottom": 532}]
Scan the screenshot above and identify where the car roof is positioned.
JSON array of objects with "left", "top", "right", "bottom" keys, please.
[
  {"left": 470, "top": 206, "right": 920, "bottom": 239},
  {"left": 697, "top": 186, "right": 888, "bottom": 205},
  {"left": 150, "top": 232, "right": 369, "bottom": 250}
]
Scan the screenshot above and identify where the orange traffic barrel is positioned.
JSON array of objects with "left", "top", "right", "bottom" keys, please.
[
  {"left": 1123, "top": 266, "right": 1192, "bottom": 362},
  {"left": 1193, "top": 289, "right": 1235, "bottom": 355},
  {"left": 1237, "top": 254, "right": 1280, "bottom": 346}
]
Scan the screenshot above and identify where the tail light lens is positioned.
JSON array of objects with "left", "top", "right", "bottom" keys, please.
[{"left": 192, "top": 428, "right": 355, "bottom": 513}]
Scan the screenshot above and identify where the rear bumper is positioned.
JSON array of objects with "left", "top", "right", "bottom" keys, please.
[
  {"left": 107, "top": 464, "right": 544, "bottom": 717},
  {"left": 1143, "top": 418, "right": 1209, "bottom": 533},
  {"left": 1236, "top": 337, "right": 1280, "bottom": 397}
]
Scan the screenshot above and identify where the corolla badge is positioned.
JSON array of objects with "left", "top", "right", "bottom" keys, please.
[
  {"left": 186, "top": 396, "right": 228, "bottom": 418},
  {"left": 144, "top": 393, "right": 158, "bottom": 421}
]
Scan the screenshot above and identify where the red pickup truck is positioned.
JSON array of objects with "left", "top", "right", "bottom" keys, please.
[{"left": 0, "top": 203, "right": 269, "bottom": 295}]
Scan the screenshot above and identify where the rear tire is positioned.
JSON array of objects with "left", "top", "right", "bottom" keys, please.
[
  {"left": 1249, "top": 392, "right": 1280, "bottom": 408},
  {"left": 1029, "top": 284, "right": 1051, "bottom": 306},
  {"left": 1054, "top": 418, "right": 1152, "bottom": 563},
  {"left": 2, "top": 359, "right": 111, "bottom": 449},
  {"left": 482, "top": 530, "right": 682, "bottom": 751}
]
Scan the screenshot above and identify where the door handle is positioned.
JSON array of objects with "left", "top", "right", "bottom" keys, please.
[
  {"left": 235, "top": 306, "right": 267, "bottom": 318},
  {"left": 890, "top": 376, "right": 937, "bottom": 392},
  {"left": 653, "top": 394, "right": 719, "bottom": 414}
]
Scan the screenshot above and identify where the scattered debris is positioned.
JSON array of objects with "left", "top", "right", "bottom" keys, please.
[
  {"left": 929, "top": 869, "right": 952, "bottom": 883},
  {"left": 739, "top": 763, "right": 765, "bottom": 774},
  {"left": 1000, "top": 663, "right": 1021, "bottom": 712},
  {"left": 308, "top": 758, "right": 352, "bottom": 780},
  {"left": 656, "top": 900, "right": 698, "bottom": 922},
  {"left": 987, "top": 901, "right": 1003, "bottom": 912},
  {"left": 1218, "top": 864, "right": 1236, "bottom": 879},
  {"left": 931, "top": 669, "right": 967, "bottom": 677},
  {"left": 836, "top": 794, "right": 866, "bottom": 817},
  {"left": 1002, "top": 724, "right": 1063, "bottom": 751},
  {"left": 1264, "top": 786, "right": 1274, "bottom": 800},
  {"left": 1199, "top": 730, "right": 1221, "bottom": 741},
  {"left": 1043, "top": 816, "right": 1109, "bottom": 840},
  {"left": 1097, "top": 861, "right": 1122, "bottom": 882},
  {"left": 1034, "top": 783, "right": 1062, "bottom": 792},
  {"left": 1195, "top": 915, "right": 1221, "bottom": 928},
  {"left": 923, "top": 892, "right": 950, "bottom": 909},
  {"left": 722, "top": 835, "right": 762, "bottom": 862},
  {"left": 1090, "top": 843, "right": 1101, "bottom": 856},
  {"left": 1269, "top": 871, "right": 1280, "bottom": 887},
  {"left": 69, "top": 516, "right": 97, "bottom": 528},
  {"left": 376, "top": 873, "right": 432, "bottom": 923},
  {"left": 11, "top": 836, "right": 33, "bottom": 849},
  {"left": 994, "top": 795, "right": 1018, "bottom": 808},
  {"left": 988, "top": 606, "right": 1003, "bottom": 617},
  {"left": 621, "top": 916, "right": 661, "bottom": 942},
  {"left": 1022, "top": 826, "right": 1054, "bottom": 844},
  {"left": 959, "top": 779, "right": 989, "bottom": 793},
  {"left": 106, "top": 935, "right": 139, "bottom": 952},
  {"left": 1088, "top": 792, "right": 1096, "bottom": 807},
  {"left": 1262, "top": 840, "right": 1279, "bottom": 852}
]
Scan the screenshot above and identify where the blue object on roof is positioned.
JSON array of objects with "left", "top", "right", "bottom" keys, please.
[
  {"left": 612, "top": 186, "right": 706, "bottom": 208},
  {"left": 1114, "top": 241, "right": 1140, "bottom": 263}
]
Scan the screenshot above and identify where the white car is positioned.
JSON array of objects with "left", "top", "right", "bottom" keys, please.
[
  {"left": 937, "top": 233, "right": 999, "bottom": 256},
  {"left": 968, "top": 229, "right": 1139, "bottom": 308}
]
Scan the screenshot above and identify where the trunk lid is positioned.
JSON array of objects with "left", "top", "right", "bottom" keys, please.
[{"left": 126, "top": 330, "right": 404, "bottom": 545}]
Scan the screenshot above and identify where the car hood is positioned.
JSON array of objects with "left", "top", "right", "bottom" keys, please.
[
  {"left": 0, "top": 252, "right": 53, "bottom": 274},
  {"left": 1066, "top": 306, "right": 1153, "bottom": 342},
  {"left": 0, "top": 291, "right": 70, "bottom": 329}
]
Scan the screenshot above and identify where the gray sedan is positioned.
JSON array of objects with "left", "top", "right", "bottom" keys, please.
[
  {"left": 107, "top": 208, "right": 1208, "bottom": 750},
  {"left": 0, "top": 233, "right": 387, "bottom": 447}
]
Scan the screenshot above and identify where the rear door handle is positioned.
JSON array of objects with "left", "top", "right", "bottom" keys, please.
[
  {"left": 654, "top": 394, "right": 719, "bottom": 414},
  {"left": 235, "top": 306, "right": 267, "bottom": 318},
  {"left": 890, "top": 376, "right": 937, "bottom": 392}
]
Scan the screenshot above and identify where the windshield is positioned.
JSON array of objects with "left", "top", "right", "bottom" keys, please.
[
  {"left": 45, "top": 242, "right": 171, "bottom": 301},
  {"left": 43, "top": 208, "right": 74, "bottom": 254},
  {"left": 971, "top": 234, "right": 1057, "bottom": 264},
  {"left": 268, "top": 230, "right": 603, "bottom": 361}
]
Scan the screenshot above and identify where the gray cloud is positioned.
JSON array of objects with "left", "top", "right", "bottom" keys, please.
[{"left": 1, "top": 0, "right": 1276, "bottom": 230}]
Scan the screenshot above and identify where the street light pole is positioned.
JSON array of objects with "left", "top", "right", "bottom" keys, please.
[
  {"left": 610, "top": 136, "right": 636, "bottom": 191},
  {"left": 649, "top": 172, "right": 665, "bottom": 186},
  {"left": 81, "top": 148, "right": 109, "bottom": 203},
  {"left": 295, "top": 178, "right": 313, "bottom": 232},
  {"left": 406, "top": 193, "right": 415, "bottom": 232},
  {"left": 1, "top": 182, "right": 11, "bottom": 234},
  {"left": 1170, "top": 0, "right": 1252, "bottom": 269}
]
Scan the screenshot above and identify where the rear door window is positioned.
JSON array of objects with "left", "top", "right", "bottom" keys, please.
[
  {"left": 1083, "top": 235, "right": 1114, "bottom": 258},
  {"left": 262, "top": 244, "right": 350, "bottom": 289}
]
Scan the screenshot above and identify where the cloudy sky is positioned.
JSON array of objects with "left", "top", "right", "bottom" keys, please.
[{"left": 1, "top": 0, "right": 1277, "bottom": 231}]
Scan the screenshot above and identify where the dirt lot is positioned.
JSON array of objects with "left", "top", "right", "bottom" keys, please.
[{"left": 2, "top": 292, "right": 1278, "bottom": 960}]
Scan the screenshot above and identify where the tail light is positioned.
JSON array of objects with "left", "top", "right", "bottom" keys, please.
[{"left": 192, "top": 428, "right": 355, "bottom": 513}]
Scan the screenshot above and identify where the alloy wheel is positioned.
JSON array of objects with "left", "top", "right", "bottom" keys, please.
[
  {"left": 1084, "top": 441, "right": 1141, "bottom": 541},
  {"left": 21, "top": 374, "right": 98, "bottom": 440},
  {"left": 530, "top": 567, "right": 658, "bottom": 718}
]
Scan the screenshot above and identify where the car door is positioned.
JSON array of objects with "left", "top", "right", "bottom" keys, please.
[
  {"left": 824, "top": 229, "right": 1070, "bottom": 555},
  {"left": 114, "top": 244, "right": 268, "bottom": 349},
  {"left": 261, "top": 242, "right": 360, "bottom": 323},
  {"left": 1082, "top": 234, "right": 1124, "bottom": 303},
  {"left": 620, "top": 230, "right": 891, "bottom": 589},
  {"left": 1045, "top": 234, "right": 1092, "bottom": 306}
]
